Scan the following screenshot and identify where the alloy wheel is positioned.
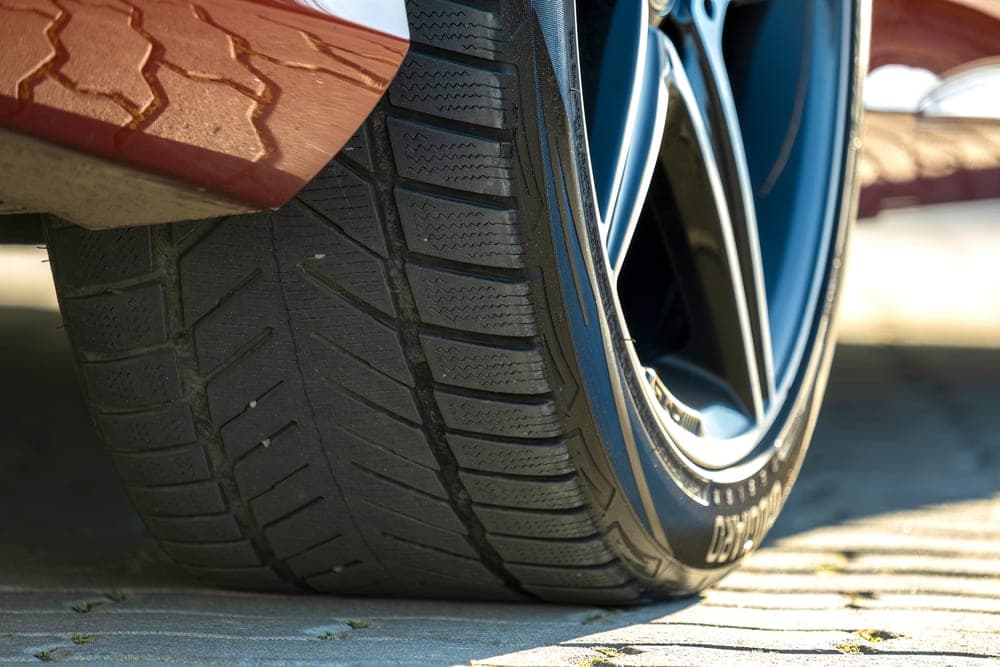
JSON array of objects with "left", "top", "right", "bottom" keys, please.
[{"left": 581, "top": 0, "right": 851, "bottom": 469}]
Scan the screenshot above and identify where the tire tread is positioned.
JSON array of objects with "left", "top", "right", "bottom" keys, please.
[{"left": 47, "top": 0, "right": 641, "bottom": 604}]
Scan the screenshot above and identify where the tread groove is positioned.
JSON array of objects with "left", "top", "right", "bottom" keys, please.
[
  {"left": 92, "top": 400, "right": 184, "bottom": 417},
  {"left": 370, "top": 98, "right": 537, "bottom": 597},
  {"left": 247, "top": 463, "right": 309, "bottom": 503},
  {"left": 160, "top": 224, "right": 299, "bottom": 587},
  {"left": 292, "top": 194, "right": 383, "bottom": 261},
  {"left": 380, "top": 531, "right": 478, "bottom": 562},
  {"left": 335, "top": 420, "right": 439, "bottom": 472},
  {"left": 189, "top": 268, "right": 263, "bottom": 330},
  {"left": 319, "top": 374, "right": 421, "bottom": 429},
  {"left": 298, "top": 263, "right": 397, "bottom": 329},
  {"left": 233, "top": 421, "right": 298, "bottom": 466},
  {"left": 280, "top": 533, "right": 345, "bottom": 565},
  {"left": 216, "top": 380, "right": 285, "bottom": 431},
  {"left": 350, "top": 461, "right": 447, "bottom": 503},
  {"left": 309, "top": 330, "right": 411, "bottom": 389},
  {"left": 203, "top": 327, "right": 275, "bottom": 381},
  {"left": 361, "top": 497, "right": 465, "bottom": 537},
  {"left": 261, "top": 497, "right": 325, "bottom": 532},
  {"left": 57, "top": 276, "right": 167, "bottom": 303}
]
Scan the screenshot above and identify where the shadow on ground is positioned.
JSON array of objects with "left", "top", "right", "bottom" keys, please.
[{"left": 0, "top": 307, "right": 997, "bottom": 663}]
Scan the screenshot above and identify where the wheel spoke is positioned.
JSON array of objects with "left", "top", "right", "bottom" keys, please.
[
  {"left": 603, "top": 27, "right": 672, "bottom": 276},
  {"left": 649, "top": 36, "right": 771, "bottom": 421},
  {"left": 673, "top": 0, "right": 776, "bottom": 407},
  {"left": 590, "top": 0, "right": 675, "bottom": 279},
  {"left": 590, "top": 1, "right": 650, "bottom": 234}
]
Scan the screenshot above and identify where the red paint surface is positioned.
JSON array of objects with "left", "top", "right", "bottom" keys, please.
[{"left": 0, "top": 0, "right": 407, "bottom": 208}]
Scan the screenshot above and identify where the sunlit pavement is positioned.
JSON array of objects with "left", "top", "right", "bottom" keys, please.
[
  {"left": 0, "top": 203, "right": 997, "bottom": 664},
  {"left": 839, "top": 200, "right": 1000, "bottom": 348}
]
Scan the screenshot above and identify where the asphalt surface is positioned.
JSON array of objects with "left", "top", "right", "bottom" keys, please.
[{"left": 0, "top": 205, "right": 998, "bottom": 665}]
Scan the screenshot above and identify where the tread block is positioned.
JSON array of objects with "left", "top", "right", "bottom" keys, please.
[
  {"left": 287, "top": 205, "right": 397, "bottom": 318},
  {"left": 351, "top": 479, "right": 468, "bottom": 535},
  {"left": 375, "top": 532, "right": 500, "bottom": 583},
  {"left": 286, "top": 536, "right": 389, "bottom": 589},
  {"left": 407, "top": 0, "right": 504, "bottom": 60},
  {"left": 143, "top": 513, "right": 243, "bottom": 543},
  {"left": 435, "top": 391, "right": 562, "bottom": 439},
  {"left": 277, "top": 263, "right": 414, "bottom": 387},
  {"left": 475, "top": 506, "right": 598, "bottom": 540},
  {"left": 407, "top": 263, "right": 536, "bottom": 336},
  {"left": 344, "top": 436, "right": 448, "bottom": 503},
  {"left": 349, "top": 457, "right": 448, "bottom": 502},
  {"left": 232, "top": 424, "right": 315, "bottom": 500},
  {"left": 179, "top": 216, "right": 274, "bottom": 327},
  {"left": 388, "top": 117, "right": 513, "bottom": 196},
  {"left": 192, "top": 295, "right": 276, "bottom": 377},
  {"left": 396, "top": 187, "right": 523, "bottom": 269},
  {"left": 128, "top": 481, "right": 228, "bottom": 517},
  {"left": 297, "top": 159, "right": 387, "bottom": 257},
  {"left": 113, "top": 447, "right": 212, "bottom": 486},
  {"left": 284, "top": 533, "right": 348, "bottom": 578},
  {"left": 461, "top": 471, "right": 586, "bottom": 510},
  {"left": 448, "top": 433, "right": 573, "bottom": 476},
  {"left": 204, "top": 336, "right": 291, "bottom": 426},
  {"left": 337, "top": 124, "right": 374, "bottom": 171},
  {"left": 389, "top": 51, "right": 513, "bottom": 128},
  {"left": 219, "top": 381, "right": 304, "bottom": 462},
  {"left": 321, "top": 388, "right": 437, "bottom": 469},
  {"left": 361, "top": 502, "right": 477, "bottom": 559},
  {"left": 335, "top": 427, "right": 445, "bottom": 496},
  {"left": 248, "top": 465, "right": 334, "bottom": 527},
  {"left": 61, "top": 284, "right": 169, "bottom": 355},
  {"left": 308, "top": 334, "right": 421, "bottom": 422},
  {"left": 264, "top": 497, "right": 342, "bottom": 561},
  {"left": 81, "top": 348, "right": 182, "bottom": 409},
  {"left": 487, "top": 534, "right": 615, "bottom": 567},
  {"left": 160, "top": 539, "right": 262, "bottom": 569},
  {"left": 311, "top": 296, "right": 414, "bottom": 383},
  {"left": 341, "top": 447, "right": 446, "bottom": 505},
  {"left": 421, "top": 333, "right": 547, "bottom": 394},
  {"left": 96, "top": 404, "right": 196, "bottom": 452},
  {"left": 48, "top": 226, "right": 154, "bottom": 292}
]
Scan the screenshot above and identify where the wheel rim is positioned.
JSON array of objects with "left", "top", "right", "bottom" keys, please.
[{"left": 579, "top": 0, "right": 851, "bottom": 469}]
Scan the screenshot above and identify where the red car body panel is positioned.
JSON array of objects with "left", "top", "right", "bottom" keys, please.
[
  {"left": 0, "top": 0, "right": 407, "bottom": 211},
  {"left": 0, "top": 0, "right": 994, "bottom": 227},
  {"left": 870, "top": 0, "right": 1000, "bottom": 74}
]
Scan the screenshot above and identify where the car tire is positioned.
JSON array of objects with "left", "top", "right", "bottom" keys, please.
[{"left": 45, "top": 0, "right": 866, "bottom": 603}]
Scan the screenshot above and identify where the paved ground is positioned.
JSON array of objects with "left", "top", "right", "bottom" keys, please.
[
  {"left": 839, "top": 200, "right": 1000, "bottom": 348},
  {"left": 0, "top": 206, "right": 998, "bottom": 664}
]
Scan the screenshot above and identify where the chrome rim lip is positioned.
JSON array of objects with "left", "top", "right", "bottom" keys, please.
[{"left": 584, "top": 0, "right": 854, "bottom": 470}]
